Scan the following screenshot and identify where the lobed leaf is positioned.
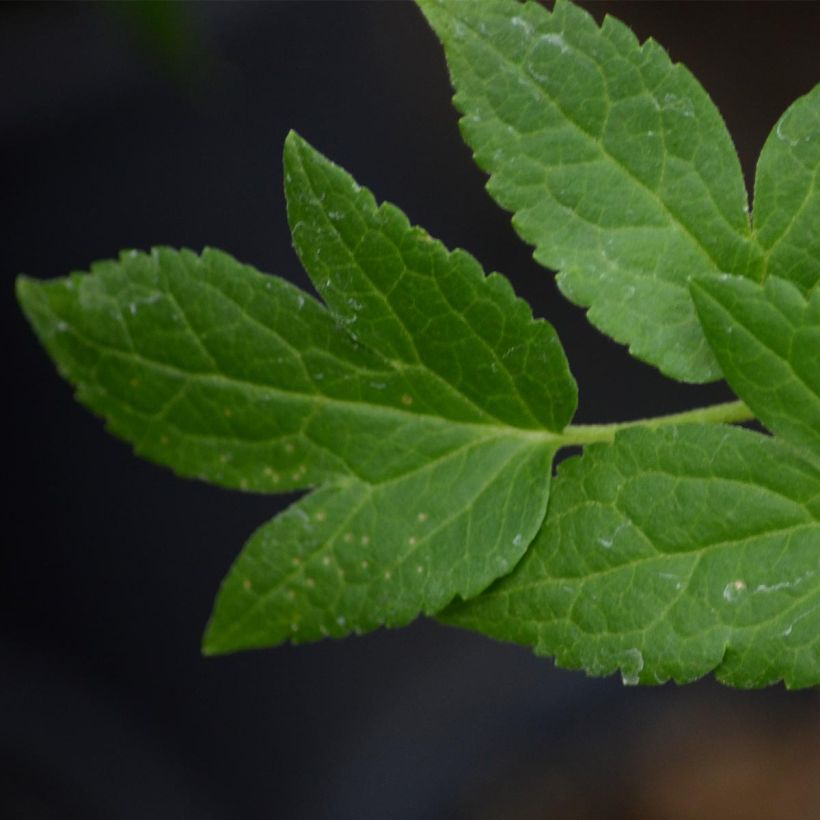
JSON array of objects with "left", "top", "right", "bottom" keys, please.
[
  {"left": 417, "top": 0, "right": 761, "bottom": 383},
  {"left": 691, "top": 274, "right": 820, "bottom": 458},
  {"left": 442, "top": 425, "right": 820, "bottom": 689},
  {"left": 17, "top": 134, "right": 577, "bottom": 653}
]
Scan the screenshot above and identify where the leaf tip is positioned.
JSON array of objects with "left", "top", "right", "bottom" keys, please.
[
  {"left": 15, "top": 273, "right": 38, "bottom": 309},
  {"left": 16, "top": 274, "right": 53, "bottom": 339},
  {"left": 283, "top": 129, "right": 334, "bottom": 190},
  {"left": 283, "top": 127, "right": 305, "bottom": 152},
  {"left": 688, "top": 274, "right": 730, "bottom": 316},
  {"left": 687, "top": 275, "right": 709, "bottom": 294},
  {"left": 200, "top": 622, "right": 230, "bottom": 658},
  {"left": 687, "top": 275, "right": 720, "bottom": 319},
  {"left": 283, "top": 128, "right": 303, "bottom": 170}
]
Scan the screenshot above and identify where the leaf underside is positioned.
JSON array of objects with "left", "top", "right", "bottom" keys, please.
[
  {"left": 442, "top": 425, "right": 820, "bottom": 689},
  {"left": 16, "top": 133, "right": 577, "bottom": 654}
]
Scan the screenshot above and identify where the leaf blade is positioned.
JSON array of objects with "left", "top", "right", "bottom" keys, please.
[
  {"left": 204, "top": 436, "right": 555, "bottom": 653},
  {"left": 16, "top": 248, "right": 410, "bottom": 493},
  {"left": 418, "top": 0, "right": 760, "bottom": 381},
  {"left": 441, "top": 425, "right": 820, "bottom": 689},
  {"left": 17, "top": 137, "right": 578, "bottom": 652},
  {"left": 284, "top": 130, "right": 577, "bottom": 432},
  {"left": 753, "top": 84, "right": 820, "bottom": 292},
  {"left": 691, "top": 274, "right": 820, "bottom": 457}
]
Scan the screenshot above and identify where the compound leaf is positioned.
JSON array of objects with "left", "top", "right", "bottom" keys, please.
[
  {"left": 418, "top": 0, "right": 761, "bottom": 382},
  {"left": 753, "top": 84, "right": 820, "bottom": 293},
  {"left": 17, "top": 133, "right": 577, "bottom": 653},
  {"left": 691, "top": 274, "right": 820, "bottom": 458},
  {"left": 442, "top": 425, "right": 820, "bottom": 689}
]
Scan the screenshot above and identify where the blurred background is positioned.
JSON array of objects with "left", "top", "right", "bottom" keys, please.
[{"left": 3, "top": 1, "right": 819, "bottom": 817}]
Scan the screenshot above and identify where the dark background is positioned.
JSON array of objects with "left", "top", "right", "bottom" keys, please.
[{"left": 3, "top": 2, "right": 819, "bottom": 818}]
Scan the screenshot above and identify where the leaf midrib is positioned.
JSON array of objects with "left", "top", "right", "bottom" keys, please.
[
  {"left": 470, "top": 520, "right": 816, "bottom": 600},
  {"left": 63, "top": 318, "right": 562, "bottom": 446}
]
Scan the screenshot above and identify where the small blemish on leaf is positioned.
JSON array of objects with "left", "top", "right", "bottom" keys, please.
[
  {"left": 619, "top": 648, "right": 644, "bottom": 686},
  {"left": 723, "top": 579, "right": 747, "bottom": 602}
]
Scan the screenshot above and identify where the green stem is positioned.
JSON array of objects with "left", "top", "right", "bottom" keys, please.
[{"left": 562, "top": 399, "right": 754, "bottom": 446}]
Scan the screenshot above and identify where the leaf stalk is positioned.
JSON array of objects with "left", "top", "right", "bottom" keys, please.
[{"left": 562, "top": 400, "right": 754, "bottom": 446}]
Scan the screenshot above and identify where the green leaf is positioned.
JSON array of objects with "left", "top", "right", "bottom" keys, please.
[
  {"left": 283, "top": 131, "right": 576, "bottom": 433},
  {"left": 691, "top": 274, "right": 820, "bottom": 457},
  {"left": 418, "top": 0, "right": 761, "bottom": 382},
  {"left": 17, "top": 133, "right": 577, "bottom": 654},
  {"left": 441, "top": 425, "right": 820, "bottom": 689},
  {"left": 753, "top": 85, "right": 820, "bottom": 292}
]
